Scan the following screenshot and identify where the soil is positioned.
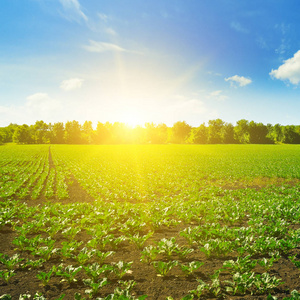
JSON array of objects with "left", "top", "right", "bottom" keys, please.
[{"left": 1, "top": 150, "right": 300, "bottom": 299}]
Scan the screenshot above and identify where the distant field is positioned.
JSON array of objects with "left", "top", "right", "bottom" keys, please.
[{"left": 1, "top": 144, "right": 300, "bottom": 299}]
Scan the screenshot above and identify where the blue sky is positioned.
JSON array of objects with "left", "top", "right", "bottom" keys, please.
[{"left": 1, "top": 0, "right": 300, "bottom": 127}]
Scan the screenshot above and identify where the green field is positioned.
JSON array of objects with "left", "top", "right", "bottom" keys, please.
[{"left": 1, "top": 144, "right": 300, "bottom": 299}]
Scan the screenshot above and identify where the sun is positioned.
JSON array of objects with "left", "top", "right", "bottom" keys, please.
[{"left": 118, "top": 108, "right": 145, "bottom": 127}]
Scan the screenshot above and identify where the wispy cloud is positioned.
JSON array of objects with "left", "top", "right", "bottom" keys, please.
[
  {"left": 230, "top": 21, "right": 249, "bottom": 34},
  {"left": 270, "top": 50, "right": 300, "bottom": 85},
  {"left": 59, "top": 0, "right": 88, "bottom": 23},
  {"left": 274, "top": 23, "right": 291, "bottom": 58},
  {"left": 60, "top": 78, "right": 84, "bottom": 91},
  {"left": 225, "top": 75, "right": 252, "bottom": 87},
  {"left": 256, "top": 36, "right": 268, "bottom": 50},
  {"left": 209, "top": 90, "right": 228, "bottom": 101},
  {"left": 83, "top": 40, "right": 141, "bottom": 54},
  {"left": 105, "top": 27, "right": 117, "bottom": 36},
  {"left": 83, "top": 40, "right": 126, "bottom": 53}
]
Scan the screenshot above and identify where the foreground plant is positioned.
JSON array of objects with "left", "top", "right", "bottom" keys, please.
[
  {"left": 140, "top": 246, "right": 159, "bottom": 264},
  {"left": 97, "top": 287, "right": 147, "bottom": 300},
  {"left": 0, "top": 253, "right": 24, "bottom": 270},
  {"left": 152, "top": 260, "right": 178, "bottom": 277},
  {"left": 83, "top": 277, "right": 109, "bottom": 298},
  {"left": 36, "top": 266, "right": 56, "bottom": 285},
  {"left": 56, "top": 264, "right": 82, "bottom": 283},
  {"left": 127, "top": 232, "right": 153, "bottom": 250},
  {"left": 111, "top": 261, "right": 133, "bottom": 279},
  {"left": 157, "top": 237, "right": 179, "bottom": 258},
  {"left": 189, "top": 279, "right": 209, "bottom": 298},
  {"left": 0, "top": 270, "right": 15, "bottom": 284},
  {"left": 180, "top": 261, "right": 204, "bottom": 276}
]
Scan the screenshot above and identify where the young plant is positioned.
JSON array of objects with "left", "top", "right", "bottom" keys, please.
[
  {"left": 258, "top": 257, "right": 276, "bottom": 272},
  {"left": 0, "top": 295, "right": 12, "bottom": 300},
  {"left": 36, "top": 266, "right": 56, "bottom": 285},
  {"left": 75, "top": 247, "right": 95, "bottom": 264},
  {"left": 0, "top": 253, "right": 24, "bottom": 270},
  {"left": 61, "top": 241, "right": 83, "bottom": 259},
  {"left": 83, "top": 262, "right": 112, "bottom": 281},
  {"left": 253, "top": 273, "right": 282, "bottom": 294},
  {"left": 127, "top": 232, "right": 153, "bottom": 250},
  {"left": 62, "top": 226, "right": 81, "bottom": 241},
  {"left": 56, "top": 264, "right": 82, "bottom": 283},
  {"left": 209, "top": 270, "right": 221, "bottom": 297},
  {"left": 111, "top": 261, "right": 133, "bottom": 279},
  {"left": 189, "top": 279, "right": 208, "bottom": 298},
  {"left": 180, "top": 261, "right": 204, "bottom": 276},
  {"left": 95, "top": 250, "right": 115, "bottom": 265},
  {"left": 224, "top": 272, "right": 255, "bottom": 295},
  {"left": 157, "top": 237, "right": 179, "bottom": 258},
  {"left": 152, "top": 260, "right": 178, "bottom": 277},
  {"left": 223, "top": 255, "right": 257, "bottom": 274},
  {"left": 289, "top": 255, "right": 300, "bottom": 269},
  {"left": 74, "top": 293, "right": 87, "bottom": 300},
  {"left": 83, "top": 277, "right": 109, "bottom": 298},
  {"left": 32, "top": 245, "right": 60, "bottom": 261},
  {"left": 180, "top": 227, "right": 197, "bottom": 246},
  {"left": 110, "top": 236, "right": 127, "bottom": 250},
  {"left": 0, "top": 270, "right": 15, "bottom": 284},
  {"left": 118, "top": 279, "right": 137, "bottom": 291},
  {"left": 140, "top": 245, "right": 159, "bottom": 264},
  {"left": 174, "top": 246, "right": 194, "bottom": 260},
  {"left": 21, "top": 258, "right": 45, "bottom": 270}
]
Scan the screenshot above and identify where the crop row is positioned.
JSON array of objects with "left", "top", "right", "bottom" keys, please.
[{"left": 0, "top": 145, "right": 69, "bottom": 200}]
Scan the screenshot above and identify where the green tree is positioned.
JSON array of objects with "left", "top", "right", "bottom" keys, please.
[
  {"left": 281, "top": 125, "right": 300, "bottom": 144},
  {"left": 145, "top": 123, "right": 168, "bottom": 144},
  {"left": 171, "top": 121, "right": 191, "bottom": 143},
  {"left": 188, "top": 123, "right": 208, "bottom": 144},
  {"left": 13, "top": 125, "right": 33, "bottom": 144},
  {"left": 32, "top": 120, "right": 49, "bottom": 144},
  {"left": 95, "top": 122, "right": 111, "bottom": 144},
  {"left": 51, "top": 122, "right": 65, "bottom": 144},
  {"left": 82, "top": 121, "right": 94, "bottom": 144},
  {"left": 65, "top": 120, "right": 82, "bottom": 144},
  {"left": 208, "top": 119, "right": 224, "bottom": 144},
  {"left": 234, "top": 119, "right": 250, "bottom": 144},
  {"left": 248, "top": 121, "right": 272, "bottom": 144},
  {"left": 0, "top": 123, "right": 18, "bottom": 142},
  {"left": 221, "top": 122, "right": 236, "bottom": 144}
]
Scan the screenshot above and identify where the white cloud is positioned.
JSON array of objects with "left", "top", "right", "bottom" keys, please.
[
  {"left": 60, "top": 78, "right": 84, "bottom": 91},
  {"left": 59, "top": 0, "right": 88, "bottom": 22},
  {"left": 26, "top": 93, "right": 62, "bottom": 112},
  {"left": 0, "top": 93, "right": 63, "bottom": 126},
  {"left": 270, "top": 50, "right": 300, "bottom": 85},
  {"left": 230, "top": 21, "right": 249, "bottom": 34},
  {"left": 209, "top": 90, "right": 228, "bottom": 101},
  {"left": 83, "top": 40, "right": 127, "bottom": 53},
  {"left": 225, "top": 75, "right": 252, "bottom": 87}
]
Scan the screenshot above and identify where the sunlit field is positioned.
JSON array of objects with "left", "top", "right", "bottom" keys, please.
[{"left": 1, "top": 144, "right": 300, "bottom": 299}]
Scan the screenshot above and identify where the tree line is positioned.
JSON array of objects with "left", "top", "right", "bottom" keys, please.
[{"left": 1, "top": 119, "right": 300, "bottom": 145}]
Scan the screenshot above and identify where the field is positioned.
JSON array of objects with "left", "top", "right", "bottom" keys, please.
[{"left": 1, "top": 144, "right": 300, "bottom": 299}]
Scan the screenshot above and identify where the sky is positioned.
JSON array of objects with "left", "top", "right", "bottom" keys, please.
[{"left": 1, "top": 0, "right": 300, "bottom": 127}]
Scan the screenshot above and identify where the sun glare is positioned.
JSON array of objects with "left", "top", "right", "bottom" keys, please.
[{"left": 118, "top": 109, "right": 145, "bottom": 127}]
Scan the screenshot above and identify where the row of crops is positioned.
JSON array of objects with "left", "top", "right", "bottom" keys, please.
[
  {"left": 1, "top": 144, "right": 300, "bottom": 299},
  {"left": 0, "top": 145, "right": 69, "bottom": 200}
]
